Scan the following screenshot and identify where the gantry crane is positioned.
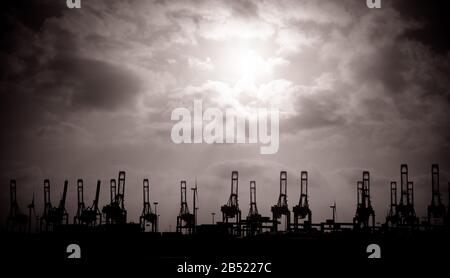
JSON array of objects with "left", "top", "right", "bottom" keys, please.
[
  {"left": 74, "top": 179, "right": 85, "bottom": 224},
  {"left": 293, "top": 171, "right": 312, "bottom": 231},
  {"left": 74, "top": 179, "right": 102, "bottom": 226},
  {"left": 353, "top": 171, "right": 375, "bottom": 230},
  {"left": 40, "top": 179, "right": 69, "bottom": 231},
  {"left": 245, "top": 181, "right": 262, "bottom": 236},
  {"left": 397, "top": 164, "right": 418, "bottom": 226},
  {"left": 176, "top": 180, "right": 195, "bottom": 234},
  {"left": 386, "top": 181, "right": 399, "bottom": 227},
  {"left": 6, "top": 180, "right": 28, "bottom": 232},
  {"left": 102, "top": 171, "right": 127, "bottom": 224},
  {"left": 140, "top": 178, "right": 158, "bottom": 232},
  {"left": 271, "top": 171, "right": 290, "bottom": 232},
  {"left": 221, "top": 171, "right": 241, "bottom": 236},
  {"left": 427, "top": 164, "right": 446, "bottom": 225},
  {"left": 27, "top": 193, "right": 37, "bottom": 233},
  {"left": 248, "top": 181, "right": 260, "bottom": 217},
  {"left": 191, "top": 179, "right": 198, "bottom": 234}
]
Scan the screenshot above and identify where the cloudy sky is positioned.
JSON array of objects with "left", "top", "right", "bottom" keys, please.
[{"left": 1, "top": 0, "right": 449, "bottom": 230}]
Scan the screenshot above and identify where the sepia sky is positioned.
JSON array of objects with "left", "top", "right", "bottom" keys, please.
[{"left": 1, "top": 0, "right": 449, "bottom": 230}]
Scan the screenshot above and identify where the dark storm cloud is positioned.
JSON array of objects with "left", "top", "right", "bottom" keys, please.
[
  {"left": 393, "top": 0, "right": 450, "bottom": 54},
  {"left": 1, "top": 0, "right": 143, "bottom": 128},
  {"left": 350, "top": 43, "right": 409, "bottom": 94},
  {"left": 0, "top": 0, "right": 63, "bottom": 81},
  {"left": 1, "top": 0, "right": 64, "bottom": 34},
  {"left": 285, "top": 88, "right": 348, "bottom": 131},
  {"left": 42, "top": 56, "right": 142, "bottom": 111}
]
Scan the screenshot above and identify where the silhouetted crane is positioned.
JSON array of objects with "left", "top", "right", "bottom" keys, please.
[
  {"left": 176, "top": 180, "right": 194, "bottom": 234},
  {"left": 353, "top": 171, "right": 375, "bottom": 230},
  {"left": 74, "top": 179, "right": 102, "bottom": 226},
  {"left": 397, "top": 164, "right": 418, "bottom": 226},
  {"left": 102, "top": 171, "right": 127, "bottom": 224},
  {"left": 427, "top": 164, "right": 446, "bottom": 225},
  {"left": 221, "top": 171, "right": 241, "bottom": 236},
  {"left": 191, "top": 179, "right": 198, "bottom": 234},
  {"left": 293, "top": 171, "right": 312, "bottom": 230},
  {"left": 140, "top": 178, "right": 158, "bottom": 232},
  {"left": 246, "top": 181, "right": 262, "bottom": 235},
  {"left": 7, "top": 180, "right": 28, "bottom": 232},
  {"left": 271, "top": 171, "right": 290, "bottom": 232},
  {"left": 40, "top": 179, "right": 69, "bottom": 231},
  {"left": 386, "top": 181, "right": 399, "bottom": 227},
  {"left": 27, "top": 193, "right": 37, "bottom": 233}
]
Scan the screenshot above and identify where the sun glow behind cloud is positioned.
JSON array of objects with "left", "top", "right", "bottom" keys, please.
[
  {"left": 213, "top": 41, "right": 289, "bottom": 86},
  {"left": 227, "top": 48, "right": 270, "bottom": 82},
  {"left": 188, "top": 38, "right": 293, "bottom": 114}
]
